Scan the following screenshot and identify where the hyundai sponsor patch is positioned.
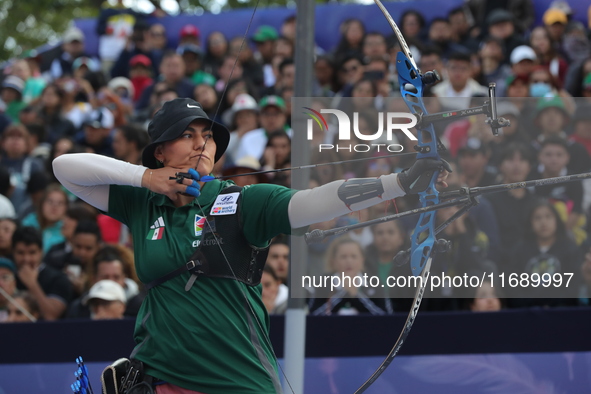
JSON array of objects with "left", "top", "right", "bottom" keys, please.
[{"left": 211, "top": 192, "right": 239, "bottom": 215}]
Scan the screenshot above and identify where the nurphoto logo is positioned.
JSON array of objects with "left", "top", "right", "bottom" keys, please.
[{"left": 303, "top": 107, "right": 418, "bottom": 153}]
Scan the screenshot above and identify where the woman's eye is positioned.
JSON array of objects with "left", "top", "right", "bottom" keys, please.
[
  {"left": 204, "top": 133, "right": 213, "bottom": 140},
  {"left": 182, "top": 134, "right": 192, "bottom": 139}
]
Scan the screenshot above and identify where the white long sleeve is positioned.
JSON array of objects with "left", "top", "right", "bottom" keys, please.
[
  {"left": 52, "top": 154, "right": 147, "bottom": 212},
  {"left": 287, "top": 173, "right": 405, "bottom": 228}
]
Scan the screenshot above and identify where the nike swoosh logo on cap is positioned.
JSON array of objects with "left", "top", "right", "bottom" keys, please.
[{"left": 187, "top": 104, "right": 200, "bottom": 108}]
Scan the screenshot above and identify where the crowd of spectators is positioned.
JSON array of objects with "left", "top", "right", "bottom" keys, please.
[{"left": 1, "top": 0, "right": 591, "bottom": 322}]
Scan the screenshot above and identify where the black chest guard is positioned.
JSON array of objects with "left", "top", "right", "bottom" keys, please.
[{"left": 145, "top": 186, "right": 270, "bottom": 291}]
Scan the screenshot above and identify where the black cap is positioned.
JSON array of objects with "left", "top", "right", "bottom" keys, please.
[
  {"left": 487, "top": 9, "right": 513, "bottom": 25},
  {"left": 142, "top": 98, "right": 230, "bottom": 169}
]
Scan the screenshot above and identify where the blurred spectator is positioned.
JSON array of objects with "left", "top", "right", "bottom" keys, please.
[
  {"left": 5, "top": 291, "right": 40, "bottom": 323},
  {"left": 432, "top": 52, "right": 488, "bottom": 110},
  {"left": 148, "top": 24, "right": 168, "bottom": 51},
  {"left": 193, "top": 84, "right": 220, "bottom": 123},
  {"left": 37, "top": 84, "right": 77, "bottom": 144},
  {"left": 128, "top": 54, "right": 153, "bottom": 102},
  {"left": 111, "top": 20, "right": 161, "bottom": 80},
  {"left": 335, "top": 53, "right": 365, "bottom": 99},
  {"left": 536, "top": 137, "right": 586, "bottom": 243},
  {"left": 314, "top": 55, "right": 338, "bottom": 96},
  {"left": 399, "top": 10, "right": 426, "bottom": 43},
  {"left": 178, "top": 44, "right": 216, "bottom": 86},
  {"left": 310, "top": 237, "right": 391, "bottom": 315},
  {"left": 485, "top": 9, "right": 526, "bottom": 61},
  {"left": 83, "top": 279, "right": 126, "bottom": 320},
  {"left": 467, "top": 280, "right": 503, "bottom": 312},
  {"left": 214, "top": 55, "right": 243, "bottom": 94},
  {"left": 261, "top": 130, "right": 291, "bottom": 184},
  {"left": 0, "top": 257, "right": 17, "bottom": 321},
  {"left": 68, "top": 220, "right": 103, "bottom": 296},
  {"left": 565, "top": 57, "right": 591, "bottom": 97},
  {"left": 333, "top": 19, "right": 365, "bottom": 65},
  {"left": 178, "top": 24, "right": 200, "bottom": 47},
  {"left": 419, "top": 47, "right": 446, "bottom": 83},
  {"left": 364, "top": 220, "right": 407, "bottom": 301},
  {"left": 223, "top": 93, "right": 259, "bottom": 165},
  {"left": 488, "top": 100, "right": 530, "bottom": 167},
  {"left": 96, "top": 0, "right": 144, "bottom": 75},
  {"left": 448, "top": 7, "right": 479, "bottom": 51},
  {"left": 112, "top": 123, "right": 148, "bottom": 165},
  {"left": 508, "top": 200, "right": 581, "bottom": 308},
  {"left": 0, "top": 124, "right": 45, "bottom": 213},
  {"left": 261, "top": 265, "right": 287, "bottom": 314},
  {"left": 136, "top": 51, "right": 194, "bottom": 111},
  {"left": 228, "top": 36, "right": 264, "bottom": 89},
  {"left": 68, "top": 245, "right": 143, "bottom": 318},
  {"left": 48, "top": 27, "right": 94, "bottom": 80},
  {"left": 19, "top": 171, "right": 49, "bottom": 221},
  {"left": 45, "top": 204, "right": 97, "bottom": 271},
  {"left": 265, "top": 238, "right": 290, "bottom": 285},
  {"left": 510, "top": 45, "right": 537, "bottom": 80},
  {"left": 485, "top": 143, "right": 538, "bottom": 260},
  {"left": 1, "top": 76, "right": 26, "bottom": 122},
  {"left": 274, "top": 36, "right": 294, "bottom": 60},
  {"left": 563, "top": 22, "right": 591, "bottom": 64},
  {"left": 59, "top": 75, "right": 95, "bottom": 130},
  {"left": 21, "top": 184, "right": 69, "bottom": 254},
  {"left": 478, "top": 36, "right": 512, "bottom": 96},
  {"left": 426, "top": 18, "right": 467, "bottom": 60},
  {"left": 203, "top": 31, "right": 228, "bottom": 78},
  {"left": 542, "top": 8, "right": 568, "bottom": 45},
  {"left": 530, "top": 26, "right": 568, "bottom": 85},
  {"left": 0, "top": 168, "right": 16, "bottom": 220},
  {"left": 362, "top": 33, "right": 388, "bottom": 63},
  {"left": 457, "top": 138, "right": 498, "bottom": 187},
  {"left": 105, "top": 78, "right": 135, "bottom": 120},
  {"left": 13, "top": 226, "right": 72, "bottom": 320},
  {"left": 235, "top": 96, "right": 289, "bottom": 162},
  {"left": 11, "top": 59, "right": 45, "bottom": 105},
  {"left": 532, "top": 96, "right": 590, "bottom": 174},
  {"left": 263, "top": 58, "right": 294, "bottom": 97},
  {"left": 222, "top": 156, "right": 267, "bottom": 187},
  {"left": 469, "top": 0, "right": 534, "bottom": 34},
  {"left": 252, "top": 25, "right": 279, "bottom": 88},
  {"left": 0, "top": 219, "right": 17, "bottom": 258},
  {"left": 569, "top": 104, "right": 591, "bottom": 156},
  {"left": 75, "top": 107, "right": 116, "bottom": 157}
]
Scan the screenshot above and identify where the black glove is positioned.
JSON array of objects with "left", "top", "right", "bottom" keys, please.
[{"left": 398, "top": 158, "right": 452, "bottom": 194}]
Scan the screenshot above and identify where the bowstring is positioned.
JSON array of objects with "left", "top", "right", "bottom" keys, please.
[{"left": 191, "top": 1, "right": 296, "bottom": 392}]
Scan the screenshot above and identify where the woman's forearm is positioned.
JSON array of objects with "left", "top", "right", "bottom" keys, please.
[
  {"left": 52, "top": 153, "right": 147, "bottom": 211},
  {"left": 288, "top": 174, "right": 404, "bottom": 228}
]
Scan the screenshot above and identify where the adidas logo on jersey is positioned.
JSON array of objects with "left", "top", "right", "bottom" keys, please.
[{"left": 146, "top": 217, "right": 165, "bottom": 240}]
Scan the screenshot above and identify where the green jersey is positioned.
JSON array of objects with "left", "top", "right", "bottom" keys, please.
[{"left": 107, "top": 179, "right": 297, "bottom": 393}]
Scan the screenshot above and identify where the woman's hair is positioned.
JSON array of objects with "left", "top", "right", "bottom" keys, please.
[
  {"left": 530, "top": 26, "right": 558, "bottom": 61},
  {"left": 40, "top": 83, "right": 65, "bottom": 117},
  {"left": 38, "top": 184, "right": 68, "bottom": 230},
  {"left": 523, "top": 199, "right": 567, "bottom": 242},
  {"left": 14, "top": 290, "right": 41, "bottom": 319},
  {"left": 400, "top": 9, "right": 426, "bottom": 33},
  {"left": 325, "top": 236, "right": 364, "bottom": 273}
]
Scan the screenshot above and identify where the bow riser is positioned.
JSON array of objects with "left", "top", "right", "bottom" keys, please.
[{"left": 397, "top": 51, "right": 440, "bottom": 277}]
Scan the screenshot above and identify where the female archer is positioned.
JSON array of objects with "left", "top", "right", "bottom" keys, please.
[{"left": 53, "top": 97, "right": 449, "bottom": 394}]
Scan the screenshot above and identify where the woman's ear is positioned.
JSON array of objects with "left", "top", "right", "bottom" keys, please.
[{"left": 154, "top": 145, "right": 164, "bottom": 164}]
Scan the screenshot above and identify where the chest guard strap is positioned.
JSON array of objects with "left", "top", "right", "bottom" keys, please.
[{"left": 145, "top": 186, "right": 270, "bottom": 291}]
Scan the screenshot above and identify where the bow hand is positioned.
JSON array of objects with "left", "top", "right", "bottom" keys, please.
[{"left": 397, "top": 158, "right": 452, "bottom": 194}]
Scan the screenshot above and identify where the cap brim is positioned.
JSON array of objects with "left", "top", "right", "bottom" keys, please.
[{"left": 142, "top": 115, "right": 230, "bottom": 169}]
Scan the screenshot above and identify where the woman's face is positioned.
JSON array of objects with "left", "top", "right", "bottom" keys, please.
[
  {"left": 261, "top": 271, "right": 280, "bottom": 312},
  {"left": 332, "top": 242, "right": 364, "bottom": 276},
  {"left": 531, "top": 206, "right": 557, "bottom": 241},
  {"left": 41, "top": 86, "right": 61, "bottom": 108},
  {"left": 270, "top": 135, "right": 290, "bottom": 165},
  {"left": 208, "top": 32, "right": 228, "bottom": 58},
  {"left": 470, "top": 282, "right": 501, "bottom": 312},
  {"left": 402, "top": 14, "right": 421, "bottom": 38},
  {"left": 507, "top": 79, "right": 529, "bottom": 98},
  {"left": 372, "top": 221, "right": 404, "bottom": 254},
  {"left": 530, "top": 27, "right": 551, "bottom": 55},
  {"left": 234, "top": 110, "right": 258, "bottom": 131},
  {"left": 227, "top": 81, "right": 248, "bottom": 105},
  {"left": 155, "top": 119, "right": 217, "bottom": 176},
  {"left": 54, "top": 138, "right": 74, "bottom": 159},
  {"left": 194, "top": 85, "right": 217, "bottom": 110},
  {"left": 7, "top": 297, "right": 36, "bottom": 322},
  {"left": 0, "top": 220, "right": 17, "bottom": 250},
  {"left": 42, "top": 190, "right": 67, "bottom": 224},
  {"left": 345, "top": 21, "right": 364, "bottom": 47}
]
